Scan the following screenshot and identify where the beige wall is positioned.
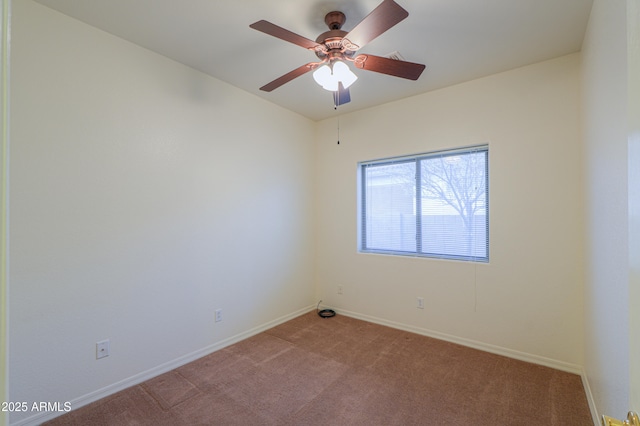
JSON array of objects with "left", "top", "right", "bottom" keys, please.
[
  {"left": 628, "top": 0, "right": 640, "bottom": 412},
  {"left": 582, "top": 0, "right": 630, "bottom": 419},
  {"left": 8, "top": 2, "right": 316, "bottom": 424},
  {"left": 0, "top": 1, "right": 9, "bottom": 425},
  {"left": 315, "top": 54, "right": 585, "bottom": 369}
]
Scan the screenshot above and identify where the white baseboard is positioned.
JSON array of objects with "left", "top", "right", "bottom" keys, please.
[
  {"left": 336, "top": 308, "right": 583, "bottom": 373},
  {"left": 10, "top": 305, "right": 315, "bottom": 426},
  {"left": 580, "top": 371, "right": 601, "bottom": 426}
]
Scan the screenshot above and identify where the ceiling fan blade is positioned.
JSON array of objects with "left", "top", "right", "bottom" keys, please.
[
  {"left": 250, "top": 20, "right": 320, "bottom": 50},
  {"left": 353, "top": 54, "right": 425, "bottom": 80},
  {"left": 344, "top": 0, "right": 408, "bottom": 50},
  {"left": 259, "top": 63, "right": 317, "bottom": 92},
  {"left": 333, "top": 82, "right": 351, "bottom": 106}
]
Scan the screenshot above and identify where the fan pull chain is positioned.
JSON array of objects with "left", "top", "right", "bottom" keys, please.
[{"left": 337, "top": 116, "right": 340, "bottom": 145}]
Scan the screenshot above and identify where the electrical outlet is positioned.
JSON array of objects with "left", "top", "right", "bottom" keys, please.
[
  {"left": 338, "top": 285, "right": 343, "bottom": 295},
  {"left": 96, "top": 339, "right": 110, "bottom": 359},
  {"left": 417, "top": 297, "right": 424, "bottom": 309},
  {"left": 215, "top": 309, "right": 223, "bottom": 322}
]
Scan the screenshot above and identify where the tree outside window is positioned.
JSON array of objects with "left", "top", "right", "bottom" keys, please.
[{"left": 360, "top": 146, "right": 488, "bottom": 262}]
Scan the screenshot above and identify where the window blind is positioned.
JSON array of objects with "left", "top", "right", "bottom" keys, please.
[{"left": 359, "top": 145, "right": 489, "bottom": 262}]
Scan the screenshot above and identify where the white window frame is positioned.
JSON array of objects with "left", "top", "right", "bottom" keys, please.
[{"left": 357, "top": 145, "right": 489, "bottom": 262}]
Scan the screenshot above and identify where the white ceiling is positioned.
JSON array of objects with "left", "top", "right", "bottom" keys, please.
[{"left": 34, "top": 0, "right": 593, "bottom": 121}]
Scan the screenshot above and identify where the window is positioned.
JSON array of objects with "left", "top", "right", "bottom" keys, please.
[{"left": 358, "top": 145, "right": 489, "bottom": 262}]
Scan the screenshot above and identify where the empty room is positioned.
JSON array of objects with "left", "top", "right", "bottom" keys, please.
[{"left": 1, "top": 0, "right": 639, "bottom": 425}]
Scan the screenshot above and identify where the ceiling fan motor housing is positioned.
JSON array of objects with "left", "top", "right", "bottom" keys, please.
[{"left": 314, "top": 11, "right": 358, "bottom": 60}]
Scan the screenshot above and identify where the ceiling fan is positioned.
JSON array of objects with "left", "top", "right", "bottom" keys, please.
[{"left": 250, "top": 0, "right": 426, "bottom": 107}]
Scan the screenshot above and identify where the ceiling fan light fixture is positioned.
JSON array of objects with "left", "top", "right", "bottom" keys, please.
[
  {"left": 333, "top": 61, "right": 358, "bottom": 89},
  {"left": 313, "top": 64, "right": 336, "bottom": 90},
  {"left": 313, "top": 61, "right": 357, "bottom": 92}
]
